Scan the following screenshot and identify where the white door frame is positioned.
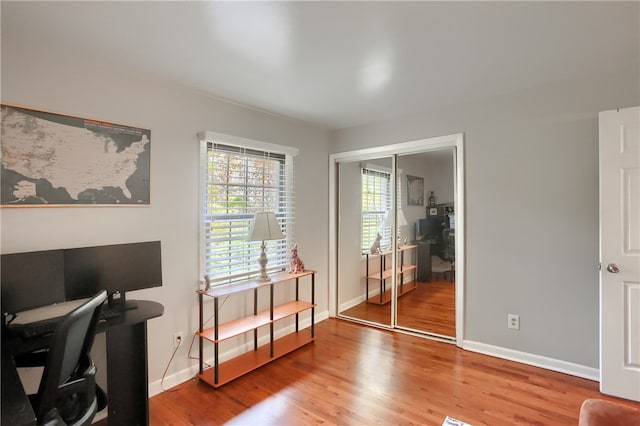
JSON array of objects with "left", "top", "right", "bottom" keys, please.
[{"left": 328, "top": 133, "right": 465, "bottom": 346}]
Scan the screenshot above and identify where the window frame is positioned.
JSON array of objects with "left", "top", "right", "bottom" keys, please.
[
  {"left": 198, "top": 131, "right": 298, "bottom": 287},
  {"left": 360, "top": 164, "right": 392, "bottom": 253}
]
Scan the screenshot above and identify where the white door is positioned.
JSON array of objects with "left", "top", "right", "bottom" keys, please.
[{"left": 599, "top": 106, "right": 640, "bottom": 401}]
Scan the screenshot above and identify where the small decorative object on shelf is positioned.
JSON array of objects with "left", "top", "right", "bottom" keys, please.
[
  {"left": 288, "top": 243, "right": 305, "bottom": 273},
  {"left": 370, "top": 233, "right": 382, "bottom": 254},
  {"left": 428, "top": 191, "right": 436, "bottom": 206},
  {"left": 204, "top": 274, "right": 211, "bottom": 291},
  {"left": 403, "top": 237, "right": 408, "bottom": 246}
]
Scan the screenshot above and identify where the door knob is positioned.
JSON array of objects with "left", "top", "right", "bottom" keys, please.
[{"left": 606, "top": 263, "right": 620, "bottom": 273}]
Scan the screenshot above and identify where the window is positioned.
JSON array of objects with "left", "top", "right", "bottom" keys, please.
[
  {"left": 199, "top": 133, "right": 296, "bottom": 285},
  {"left": 361, "top": 167, "right": 392, "bottom": 253}
]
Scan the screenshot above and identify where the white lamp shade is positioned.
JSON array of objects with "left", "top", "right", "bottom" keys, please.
[
  {"left": 397, "top": 208, "right": 408, "bottom": 226},
  {"left": 382, "top": 208, "right": 408, "bottom": 227},
  {"left": 248, "top": 212, "right": 284, "bottom": 241}
]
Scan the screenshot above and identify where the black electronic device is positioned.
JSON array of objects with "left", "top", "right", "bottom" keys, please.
[
  {"left": 1, "top": 250, "right": 67, "bottom": 315},
  {"left": 64, "top": 241, "right": 162, "bottom": 310},
  {"left": 1, "top": 241, "right": 162, "bottom": 315},
  {"left": 417, "top": 217, "right": 446, "bottom": 257},
  {"left": 418, "top": 217, "right": 444, "bottom": 241}
]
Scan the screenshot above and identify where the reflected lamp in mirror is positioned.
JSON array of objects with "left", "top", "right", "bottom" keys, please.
[
  {"left": 382, "top": 208, "right": 408, "bottom": 247},
  {"left": 248, "top": 212, "right": 284, "bottom": 281}
]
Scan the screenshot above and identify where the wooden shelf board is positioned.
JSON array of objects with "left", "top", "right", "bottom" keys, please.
[
  {"left": 198, "top": 331, "right": 314, "bottom": 388},
  {"left": 197, "top": 270, "right": 316, "bottom": 298},
  {"left": 366, "top": 281, "right": 417, "bottom": 305},
  {"left": 198, "top": 312, "right": 271, "bottom": 342},
  {"left": 198, "top": 301, "right": 316, "bottom": 343},
  {"left": 374, "top": 244, "right": 417, "bottom": 256},
  {"left": 367, "top": 264, "right": 417, "bottom": 281},
  {"left": 273, "top": 301, "right": 315, "bottom": 321}
]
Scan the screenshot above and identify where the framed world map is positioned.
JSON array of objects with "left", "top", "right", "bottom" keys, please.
[{"left": 1, "top": 104, "right": 151, "bottom": 206}]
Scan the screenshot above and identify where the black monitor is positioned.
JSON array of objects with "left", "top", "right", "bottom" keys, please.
[
  {"left": 64, "top": 241, "right": 162, "bottom": 309},
  {"left": 1, "top": 249, "right": 67, "bottom": 314},
  {"left": 418, "top": 217, "right": 444, "bottom": 240}
]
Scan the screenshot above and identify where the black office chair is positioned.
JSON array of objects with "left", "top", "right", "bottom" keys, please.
[{"left": 21, "top": 291, "right": 107, "bottom": 425}]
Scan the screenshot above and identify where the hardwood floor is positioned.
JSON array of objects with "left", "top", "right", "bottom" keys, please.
[
  {"left": 341, "top": 280, "right": 456, "bottom": 337},
  {"left": 147, "top": 319, "right": 639, "bottom": 425}
]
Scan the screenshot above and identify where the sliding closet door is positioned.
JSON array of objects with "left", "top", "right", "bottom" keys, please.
[
  {"left": 337, "top": 157, "right": 393, "bottom": 327},
  {"left": 331, "top": 133, "right": 464, "bottom": 345},
  {"left": 395, "top": 149, "right": 456, "bottom": 339}
]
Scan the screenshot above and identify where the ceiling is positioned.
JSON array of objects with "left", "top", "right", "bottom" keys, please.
[{"left": 1, "top": 1, "right": 638, "bottom": 130}]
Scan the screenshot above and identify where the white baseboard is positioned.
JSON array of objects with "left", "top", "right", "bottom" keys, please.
[
  {"left": 339, "top": 288, "right": 385, "bottom": 313},
  {"left": 463, "top": 339, "right": 599, "bottom": 381},
  {"left": 339, "top": 295, "right": 365, "bottom": 313},
  {"left": 149, "top": 310, "right": 330, "bottom": 397}
]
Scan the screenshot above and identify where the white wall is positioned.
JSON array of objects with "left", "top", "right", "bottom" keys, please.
[
  {"left": 330, "top": 66, "right": 639, "bottom": 369},
  {"left": 1, "top": 37, "right": 331, "bottom": 392}
]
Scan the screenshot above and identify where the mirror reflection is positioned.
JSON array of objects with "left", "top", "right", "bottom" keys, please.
[
  {"left": 395, "top": 149, "right": 455, "bottom": 338},
  {"left": 337, "top": 149, "right": 456, "bottom": 339},
  {"left": 338, "top": 156, "right": 393, "bottom": 327}
]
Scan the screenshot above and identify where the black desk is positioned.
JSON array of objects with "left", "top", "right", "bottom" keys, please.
[
  {"left": 1, "top": 300, "right": 163, "bottom": 426},
  {"left": 415, "top": 240, "right": 435, "bottom": 282}
]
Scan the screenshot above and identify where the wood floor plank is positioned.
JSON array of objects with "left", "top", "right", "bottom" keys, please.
[
  {"left": 341, "top": 280, "right": 456, "bottom": 337},
  {"left": 145, "top": 318, "right": 639, "bottom": 425}
]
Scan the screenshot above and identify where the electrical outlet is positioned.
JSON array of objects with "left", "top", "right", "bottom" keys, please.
[
  {"left": 508, "top": 314, "right": 520, "bottom": 330},
  {"left": 174, "top": 332, "right": 183, "bottom": 349}
]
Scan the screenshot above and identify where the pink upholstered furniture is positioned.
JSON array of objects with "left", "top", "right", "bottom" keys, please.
[{"left": 579, "top": 398, "right": 640, "bottom": 425}]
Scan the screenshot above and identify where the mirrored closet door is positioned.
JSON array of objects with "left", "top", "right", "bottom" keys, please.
[
  {"left": 337, "top": 156, "right": 393, "bottom": 328},
  {"left": 331, "top": 134, "right": 463, "bottom": 344},
  {"left": 395, "top": 149, "right": 456, "bottom": 339}
]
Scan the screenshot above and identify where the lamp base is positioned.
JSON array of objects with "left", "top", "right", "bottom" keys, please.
[{"left": 256, "top": 240, "right": 271, "bottom": 282}]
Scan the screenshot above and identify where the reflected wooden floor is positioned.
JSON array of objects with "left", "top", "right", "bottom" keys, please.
[
  {"left": 341, "top": 279, "right": 455, "bottom": 337},
  {"left": 147, "top": 319, "right": 639, "bottom": 426}
]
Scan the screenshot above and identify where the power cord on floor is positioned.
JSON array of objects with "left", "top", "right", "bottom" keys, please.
[
  {"left": 187, "top": 293, "right": 229, "bottom": 364},
  {"left": 187, "top": 330, "right": 210, "bottom": 368},
  {"left": 160, "top": 334, "right": 182, "bottom": 392},
  {"left": 161, "top": 293, "right": 231, "bottom": 389}
]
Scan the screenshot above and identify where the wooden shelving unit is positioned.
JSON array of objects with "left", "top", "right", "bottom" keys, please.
[
  {"left": 196, "top": 270, "right": 316, "bottom": 388},
  {"left": 365, "top": 245, "right": 417, "bottom": 305}
]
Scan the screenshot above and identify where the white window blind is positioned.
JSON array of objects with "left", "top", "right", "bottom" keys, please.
[
  {"left": 361, "top": 167, "right": 392, "bottom": 253},
  {"left": 200, "top": 139, "right": 295, "bottom": 285}
]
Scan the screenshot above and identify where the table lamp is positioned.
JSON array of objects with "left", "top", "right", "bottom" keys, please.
[
  {"left": 248, "top": 212, "right": 284, "bottom": 281},
  {"left": 383, "top": 208, "right": 408, "bottom": 246}
]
